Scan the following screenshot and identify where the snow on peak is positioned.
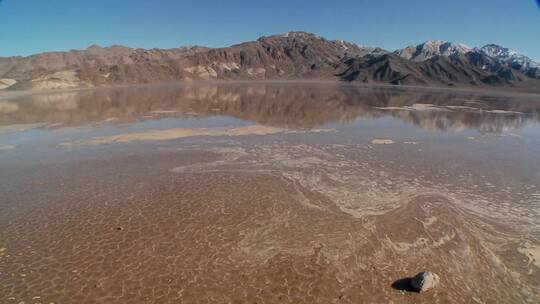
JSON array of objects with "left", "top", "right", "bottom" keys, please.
[
  {"left": 480, "top": 44, "right": 516, "bottom": 57},
  {"left": 282, "top": 31, "right": 321, "bottom": 39},
  {"left": 395, "top": 40, "right": 471, "bottom": 61},
  {"left": 479, "top": 44, "right": 539, "bottom": 70},
  {"left": 420, "top": 40, "right": 472, "bottom": 56}
]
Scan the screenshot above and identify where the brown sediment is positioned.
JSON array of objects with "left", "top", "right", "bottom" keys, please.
[
  {"left": 59, "top": 125, "right": 336, "bottom": 147},
  {"left": 519, "top": 243, "right": 540, "bottom": 268},
  {"left": 371, "top": 139, "right": 395, "bottom": 145},
  {"left": 0, "top": 142, "right": 538, "bottom": 304}
]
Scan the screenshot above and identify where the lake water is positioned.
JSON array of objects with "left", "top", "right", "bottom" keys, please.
[{"left": 1, "top": 82, "right": 539, "bottom": 303}]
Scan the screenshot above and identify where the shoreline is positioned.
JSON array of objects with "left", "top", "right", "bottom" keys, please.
[{"left": 2, "top": 79, "right": 540, "bottom": 100}]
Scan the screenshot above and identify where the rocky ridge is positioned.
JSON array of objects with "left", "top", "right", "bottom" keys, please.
[{"left": 0, "top": 32, "right": 539, "bottom": 91}]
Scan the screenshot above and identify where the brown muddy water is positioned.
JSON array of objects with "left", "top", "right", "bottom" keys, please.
[{"left": 1, "top": 83, "right": 539, "bottom": 303}]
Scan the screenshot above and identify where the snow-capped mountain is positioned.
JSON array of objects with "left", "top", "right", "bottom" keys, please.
[
  {"left": 393, "top": 40, "right": 540, "bottom": 79},
  {"left": 479, "top": 44, "right": 539, "bottom": 78},
  {"left": 1, "top": 32, "right": 539, "bottom": 91},
  {"left": 395, "top": 40, "right": 472, "bottom": 61},
  {"left": 351, "top": 44, "right": 387, "bottom": 57},
  {"left": 325, "top": 39, "right": 386, "bottom": 57}
]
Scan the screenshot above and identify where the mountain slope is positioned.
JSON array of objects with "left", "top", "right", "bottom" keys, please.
[
  {"left": 0, "top": 32, "right": 539, "bottom": 92},
  {"left": 1, "top": 32, "right": 366, "bottom": 89},
  {"left": 479, "top": 44, "right": 539, "bottom": 78},
  {"left": 338, "top": 51, "right": 537, "bottom": 89}
]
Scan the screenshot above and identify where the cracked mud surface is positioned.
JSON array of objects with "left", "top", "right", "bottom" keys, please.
[
  {"left": 1, "top": 143, "right": 539, "bottom": 303},
  {"left": 1, "top": 83, "right": 540, "bottom": 303}
]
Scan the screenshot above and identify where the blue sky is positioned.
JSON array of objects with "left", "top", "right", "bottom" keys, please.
[{"left": 1, "top": 0, "right": 539, "bottom": 59}]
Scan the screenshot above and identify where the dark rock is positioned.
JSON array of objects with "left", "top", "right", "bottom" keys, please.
[{"left": 410, "top": 271, "right": 440, "bottom": 292}]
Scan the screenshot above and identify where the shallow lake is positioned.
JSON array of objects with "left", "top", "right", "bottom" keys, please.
[{"left": 1, "top": 82, "right": 539, "bottom": 303}]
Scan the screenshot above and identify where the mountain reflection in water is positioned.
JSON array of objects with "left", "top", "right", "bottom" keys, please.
[{"left": 1, "top": 83, "right": 539, "bottom": 133}]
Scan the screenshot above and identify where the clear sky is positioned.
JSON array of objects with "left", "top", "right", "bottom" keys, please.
[{"left": 1, "top": 0, "right": 539, "bottom": 59}]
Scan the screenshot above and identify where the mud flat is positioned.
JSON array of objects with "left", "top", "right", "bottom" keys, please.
[
  {"left": 59, "top": 125, "right": 335, "bottom": 147},
  {"left": 0, "top": 141, "right": 539, "bottom": 304},
  {"left": 1, "top": 83, "right": 539, "bottom": 303}
]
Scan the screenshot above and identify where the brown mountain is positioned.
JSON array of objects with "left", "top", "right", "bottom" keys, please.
[{"left": 0, "top": 32, "right": 539, "bottom": 92}]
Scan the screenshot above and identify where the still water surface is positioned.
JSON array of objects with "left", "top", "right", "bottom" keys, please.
[{"left": 0, "top": 83, "right": 539, "bottom": 303}]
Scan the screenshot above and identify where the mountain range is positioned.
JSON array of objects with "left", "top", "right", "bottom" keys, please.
[{"left": 0, "top": 31, "right": 539, "bottom": 92}]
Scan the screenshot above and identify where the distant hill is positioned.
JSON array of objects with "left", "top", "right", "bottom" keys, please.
[{"left": 1, "top": 32, "right": 539, "bottom": 92}]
